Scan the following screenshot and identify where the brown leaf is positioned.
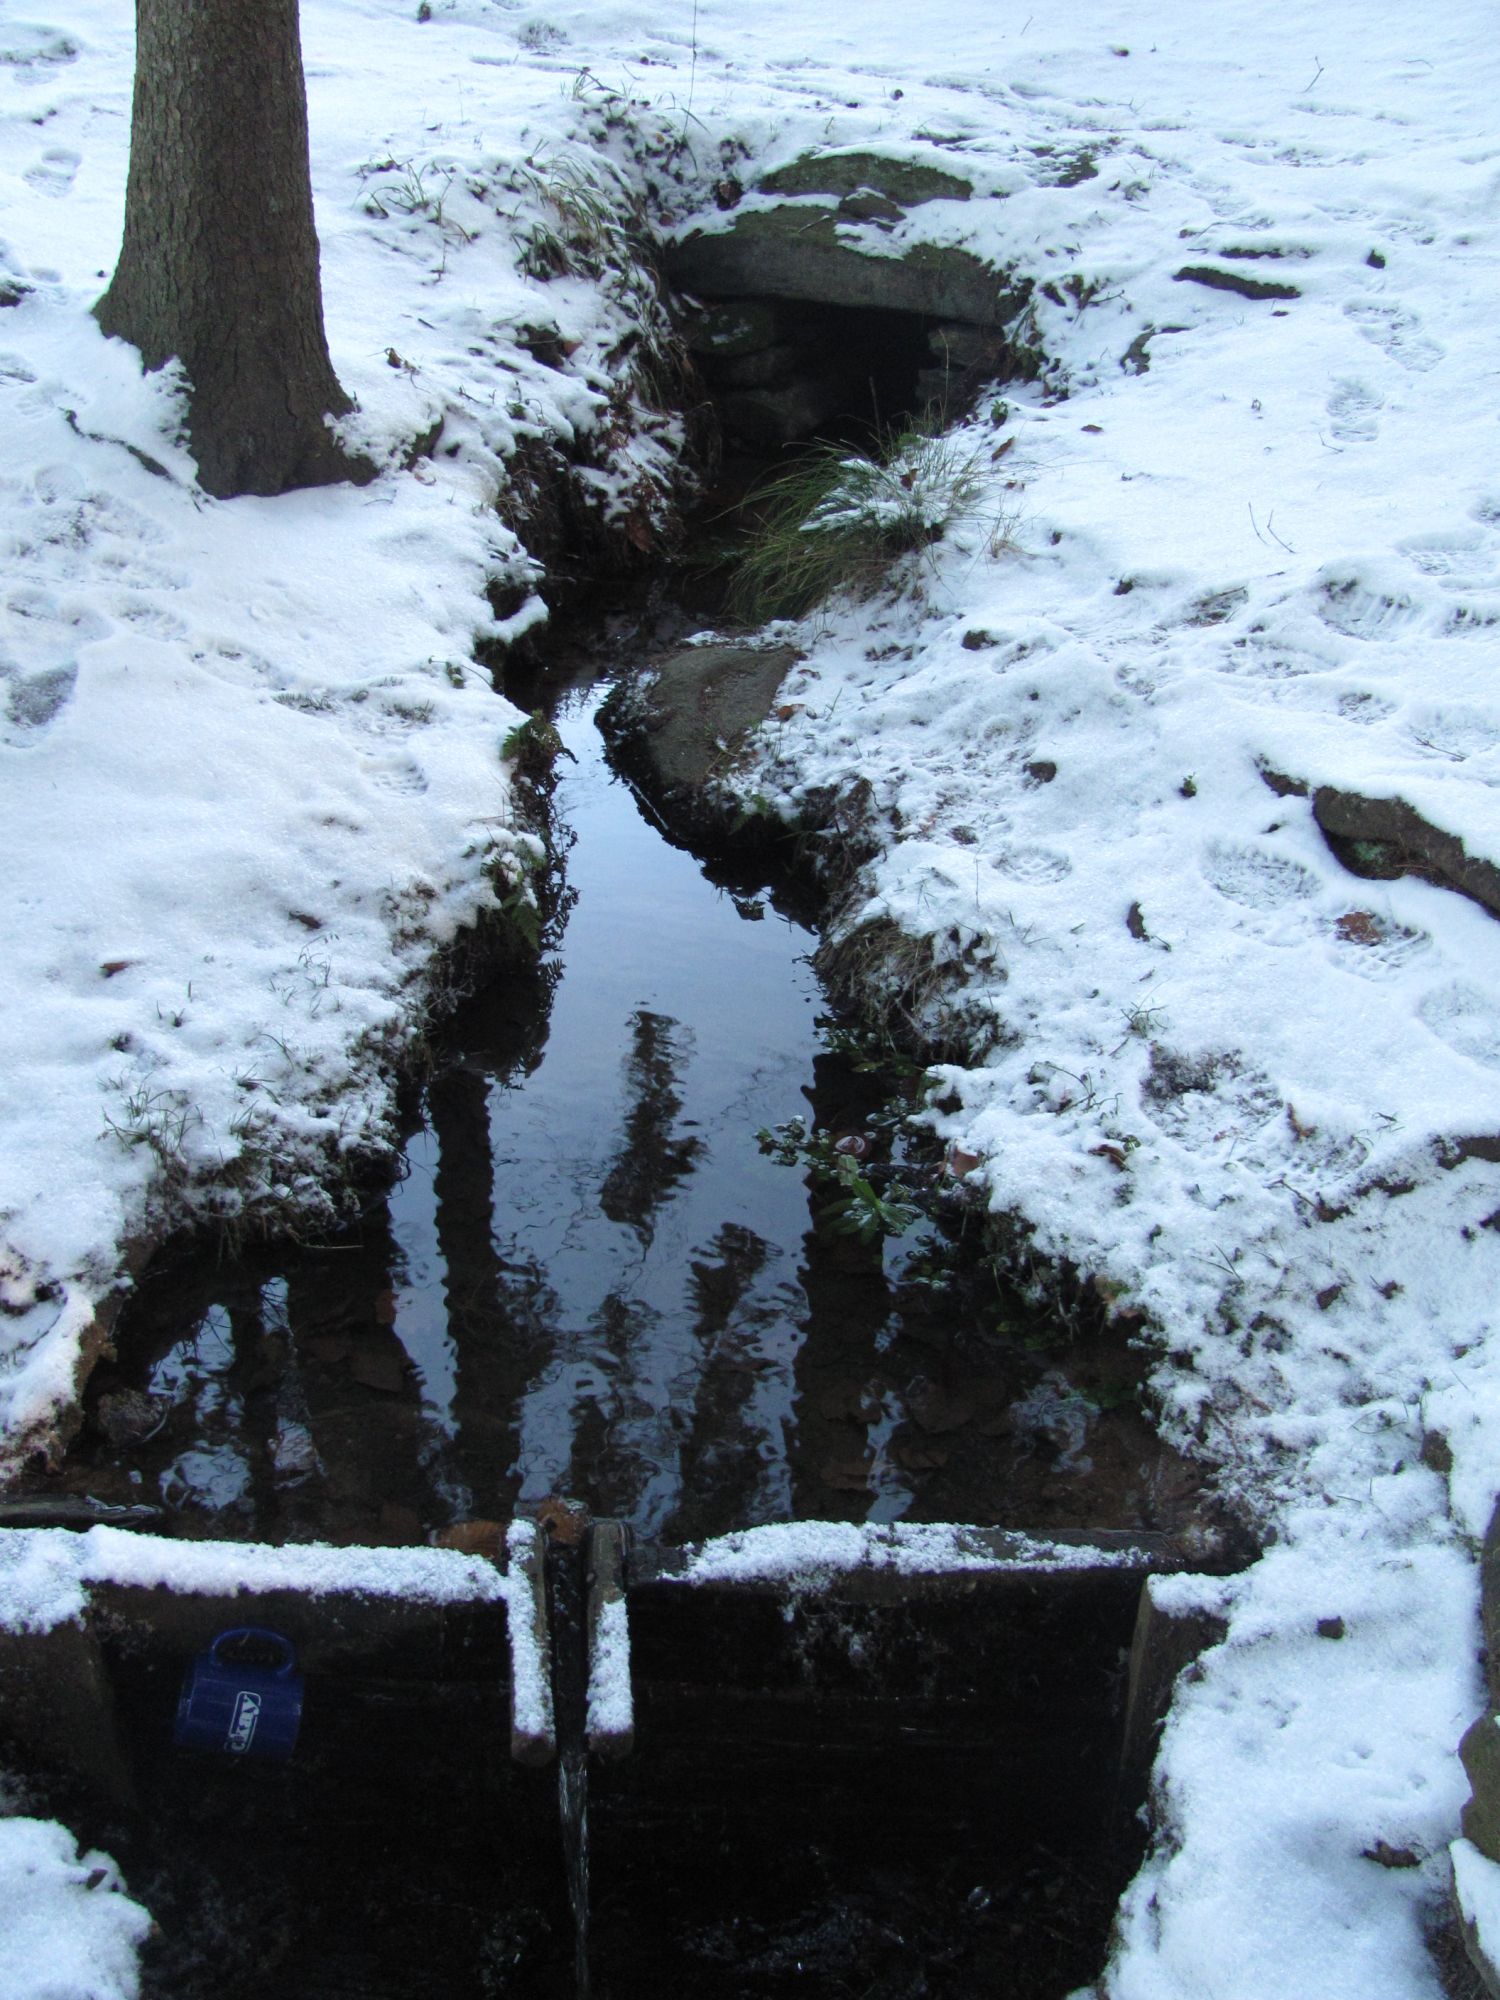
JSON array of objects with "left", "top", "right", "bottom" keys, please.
[
  {"left": 435, "top": 1518, "right": 504, "bottom": 1559},
  {"left": 1335, "top": 910, "right": 1382, "bottom": 946},
  {"left": 536, "top": 1496, "right": 589, "bottom": 1545},
  {"left": 1362, "top": 1839, "right": 1420, "bottom": 1870}
]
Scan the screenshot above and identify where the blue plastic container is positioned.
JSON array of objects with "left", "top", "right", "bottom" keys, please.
[{"left": 173, "top": 1627, "right": 303, "bottom": 1763}]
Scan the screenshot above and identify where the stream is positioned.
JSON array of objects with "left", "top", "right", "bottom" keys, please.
[
  {"left": 20, "top": 599, "right": 1218, "bottom": 2000},
  {"left": 51, "top": 612, "right": 1203, "bottom": 1549}
]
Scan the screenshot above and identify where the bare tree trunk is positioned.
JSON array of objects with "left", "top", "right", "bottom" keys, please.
[{"left": 96, "top": 0, "right": 368, "bottom": 499}]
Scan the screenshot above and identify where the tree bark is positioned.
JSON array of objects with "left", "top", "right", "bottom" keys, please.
[{"left": 96, "top": 0, "right": 367, "bottom": 499}]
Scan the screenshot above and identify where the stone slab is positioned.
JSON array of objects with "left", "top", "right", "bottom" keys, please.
[
  {"left": 759, "top": 150, "right": 973, "bottom": 205},
  {"left": 668, "top": 207, "right": 1026, "bottom": 326}
]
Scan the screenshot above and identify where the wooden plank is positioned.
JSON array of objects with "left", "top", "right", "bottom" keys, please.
[{"left": 586, "top": 1520, "right": 633, "bottom": 1760}]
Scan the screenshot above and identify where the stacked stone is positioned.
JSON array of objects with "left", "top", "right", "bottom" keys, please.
[{"left": 668, "top": 148, "right": 1028, "bottom": 448}]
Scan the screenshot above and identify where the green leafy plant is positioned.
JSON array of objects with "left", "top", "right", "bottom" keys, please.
[
  {"left": 728, "top": 424, "right": 1006, "bottom": 622},
  {"left": 756, "top": 1117, "right": 921, "bottom": 1244},
  {"left": 502, "top": 707, "right": 571, "bottom": 784}
]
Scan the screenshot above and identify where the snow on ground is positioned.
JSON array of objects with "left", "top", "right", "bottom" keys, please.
[
  {"left": 0, "top": 1810, "right": 149, "bottom": 2000},
  {"left": 2, "top": 0, "right": 1499, "bottom": 1994}
]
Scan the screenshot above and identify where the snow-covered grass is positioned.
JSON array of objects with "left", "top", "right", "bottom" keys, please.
[{"left": 3, "top": 0, "right": 1500, "bottom": 1995}]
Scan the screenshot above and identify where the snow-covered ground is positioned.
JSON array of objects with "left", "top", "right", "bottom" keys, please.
[{"left": 3, "top": 0, "right": 1499, "bottom": 1993}]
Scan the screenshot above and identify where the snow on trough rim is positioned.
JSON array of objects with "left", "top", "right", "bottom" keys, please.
[{"left": 1, "top": 0, "right": 1499, "bottom": 1997}]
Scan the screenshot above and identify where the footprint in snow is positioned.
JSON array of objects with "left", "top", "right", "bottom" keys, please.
[
  {"left": 1403, "top": 705, "right": 1500, "bottom": 763},
  {"left": 1328, "top": 908, "right": 1429, "bottom": 978},
  {"left": 367, "top": 754, "right": 428, "bottom": 796},
  {"left": 1398, "top": 532, "right": 1493, "bottom": 584},
  {"left": 22, "top": 147, "right": 80, "bottom": 197},
  {"left": 1316, "top": 574, "right": 1421, "bottom": 642},
  {"left": 0, "top": 26, "right": 79, "bottom": 70},
  {"left": 1324, "top": 378, "right": 1382, "bottom": 444},
  {"left": 6, "top": 584, "right": 110, "bottom": 665},
  {"left": 1203, "top": 840, "right": 1320, "bottom": 910},
  {"left": 1218, "top": 635, "right": 1322, "bottom": 682},
  {"left": 117, "top": 601, "right": 188, "bottom": 642},
  {"left": 1418, "top": 983, "right": 1500, "bottom": 1070},
  {"left": 1336, "top": 690, "right": 1396, "bottom": 725},
  {"left": 1, "top": 660, "right": 77, "bottom": 745},
  {"left": 990, "top": 843, "right": 1072, "bottom": 884},
  {"left": 1344, "top": 301, "right": 1443, "bottom": 374}
]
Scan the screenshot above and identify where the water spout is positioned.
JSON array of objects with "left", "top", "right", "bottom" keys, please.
[{"left": 560, "top": 1743, "right": 591, "bottom": 2000}]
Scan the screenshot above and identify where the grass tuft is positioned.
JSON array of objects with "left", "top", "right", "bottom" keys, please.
[{"left": 728, "top": 425, "right": 1010, "bottom": 623}]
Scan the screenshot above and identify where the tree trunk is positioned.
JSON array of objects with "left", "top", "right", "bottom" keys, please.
[{"left": 96, "top": 0, "right": 367, "bottom": 499}]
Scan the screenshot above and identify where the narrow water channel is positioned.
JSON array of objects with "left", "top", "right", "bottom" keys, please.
[
  {"left": 48, "top": 608, "right": 1203, "bottom": 1548},
  {"left": 44, "top": 608, "right": 1208, "bottom": 1544},
  {"left": 14, "top": 599, "right": 1222, "bottom": 2000}
]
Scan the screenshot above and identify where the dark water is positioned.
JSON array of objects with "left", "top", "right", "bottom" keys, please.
[
  {"left": 45, "top": 656, "right": 1204, "bottom": 1549},
  {"left": 15, "top": 621, "right": 1212, "bottom": 1999}
]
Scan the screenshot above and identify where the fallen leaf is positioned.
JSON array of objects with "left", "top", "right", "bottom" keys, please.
[
  {"left": 1336, "top": 910, "right": 1382, "bottom": 946},
  {"left": 435, "top": 1519, "right": 504, "bottom": 1559}
]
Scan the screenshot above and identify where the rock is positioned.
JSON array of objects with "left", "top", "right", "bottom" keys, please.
[
  {"left": 1313, "top": 785, "right": 1500, "bottom": 921},
  {"left": 348, "top": 1345, "right": 411, "bottom": 1394},
  {"left": 668, "top": 207, "right": 1026, "bottom": 325},
  {"left": 1464, "top": 1714, "right": 1500, "bottom": 1862},
  {"left": 928, "top": 321, "right": 1003, "bottom": 369},
  {"left": 680, "top": 298, "right": 795, "bottom": 358},
  {"left": 1173, "top": 264, "right": 1301, "bottom": 302},
  {"left": 610, "top": 642, "right": 801, "bottom": 823},
  {"left": 700, "top": 338, "right": 823, "bottom": 389},
  {"left": 1453, "top": 1840, "right": 1500, "bottom": 2000},
  {"left": 759, "top": 150, "right": 973, "bottom": 205},
  {"left": 93, "top": 1389, "right": 166, "bottom": 1448},
  {"left": 720, "top": 373, "right": 850, "bottom": 449},
  {"left": 837, "top": 187, "right": 905, "bottom": 227},
  {"left": 904, "top": 1377, "right": 974, "bottom": 1435},
  {"left": 914, "top": 364, "right": 957, "bottom": 409}
]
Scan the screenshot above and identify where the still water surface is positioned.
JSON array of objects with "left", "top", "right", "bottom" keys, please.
[{"left": 60, "top": 655, "right": 1198, "bottom": 1546}]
